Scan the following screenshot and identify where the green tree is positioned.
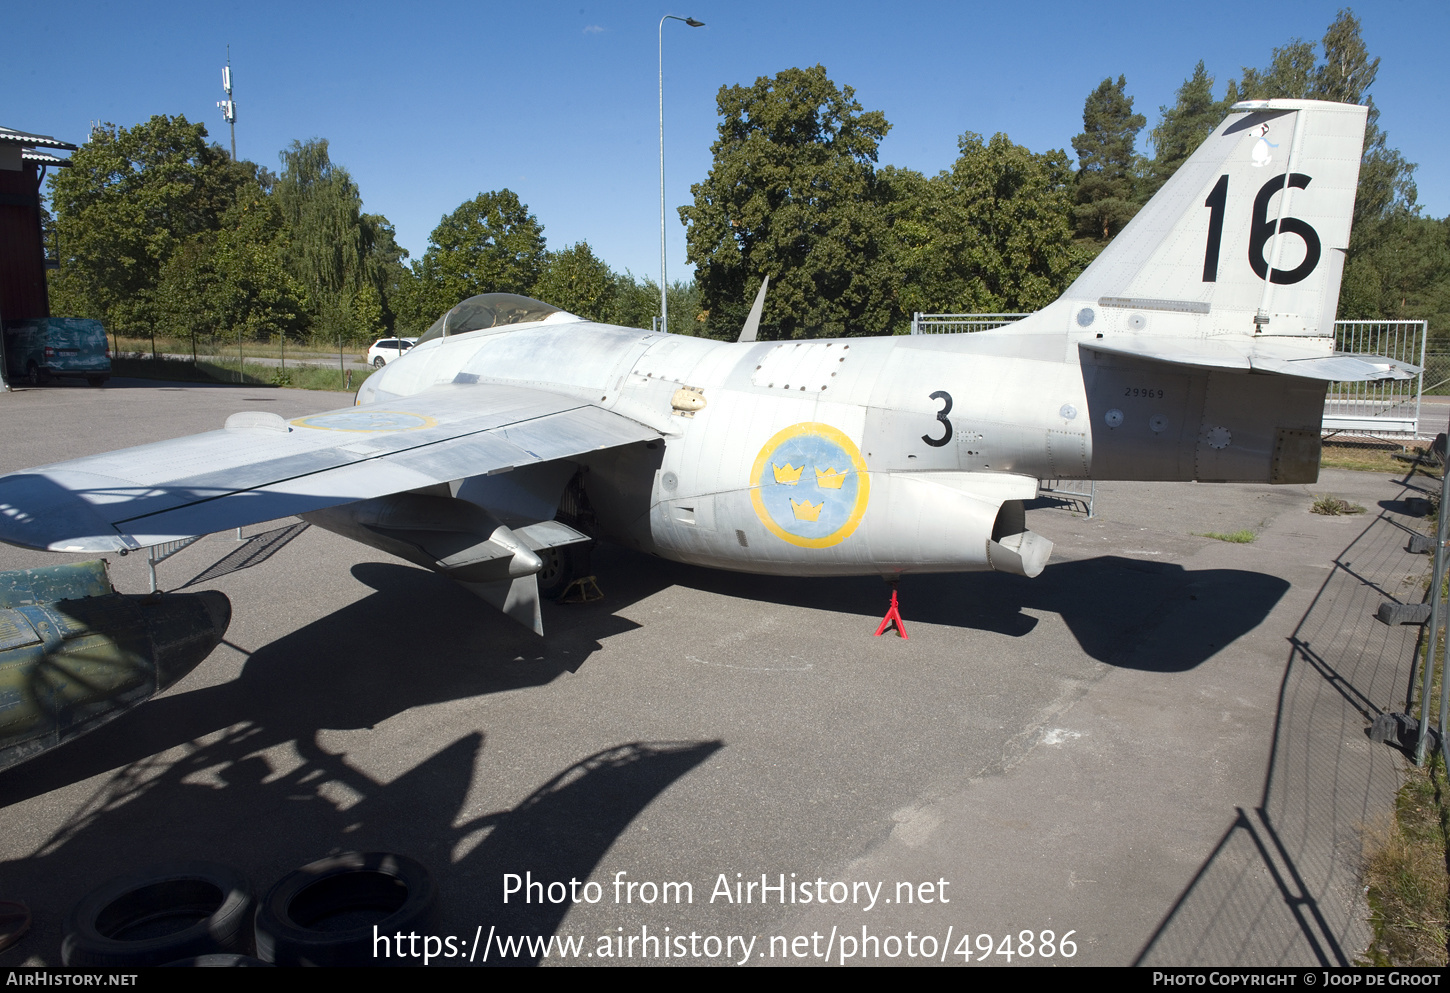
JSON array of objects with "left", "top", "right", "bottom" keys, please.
[
  {"left": 1071, "top": 76, "right": 1146, "bottom": 241},
  {"left": 154, "top": 190, "right": 306, "bottom": 345},
  {"left": 1237, "top": 39, "right": 1319, "bottom": 100},
  {"left": 47, "top": 116, "right": 250, "bottom": 333},
  {"left": 1145, "top": 62, "right": 1235, "bottom": 198},
  {"left": 273, "top": 139, "right": 380, "bottom": 342},
  {"left": 606, "top": 273, "right": 703, "bottom": 332},
  {"left": 362, "top": 213, "right": 414, "bottom": 335},
  {"left": 412, "top": 190, "right": 547, "bottom": 323},
  {"left": 890, "top": 135, "right": 1086, "bottom": 316},
  {"left": 680, "top": 65, "right": 898, "bottom": 340},
  {"left": 532, "top": 241, "right": 619, "bottom": 323}
]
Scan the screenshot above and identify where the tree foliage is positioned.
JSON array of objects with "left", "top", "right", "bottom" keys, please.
[
  {"left": 274, "top": 139, "right": 384, "bottom": 342},
  {"left": 889, "top": 135, "right": 1085, "bottom": 315},
  {"left": 681, "top": 65, "right": 898, "bottom": 339},
  {"left": 154, "top": 191, "right": 306, "bottom": 344},
  {"left": 1144, "top": 62, "right": 1235, "bottom": 199},
  {"left": 412, "top": 190, "right": 546, "bottom": 324},
  {"left": 1071, "top": 76, "right": 1146, "bottom": 241},
  {"left": 531, "top": 242, "right": 618, "bottom": 323},
  {"left": 48, "top": 123, "right": 409, "bottom": 345},
  {"left": 45, "top": 9, "right": 1442, "bottom": 350},
  {"left": 47, "top": 116, "right": 251, "bottom": 334}
]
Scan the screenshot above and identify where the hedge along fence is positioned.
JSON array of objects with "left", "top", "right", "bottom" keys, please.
[{"left": 111, "top": 354, "right": 373, "bottom": 393}]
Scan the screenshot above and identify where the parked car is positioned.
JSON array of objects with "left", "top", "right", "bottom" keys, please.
[
  {"left": 366, "top": 337, "right": 417, "bottom": 369},
  {"left": 3, "top": 318, "right": 110, "bottom": 387}
]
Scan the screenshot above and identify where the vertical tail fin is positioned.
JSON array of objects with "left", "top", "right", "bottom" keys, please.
[{"left": 1065, "top": 99, "right": 1367, "bottom": 339}]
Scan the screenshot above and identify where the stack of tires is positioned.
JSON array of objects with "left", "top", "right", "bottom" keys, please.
[{"left": 61, "top": 853, "right": 436, "bottom": 967}]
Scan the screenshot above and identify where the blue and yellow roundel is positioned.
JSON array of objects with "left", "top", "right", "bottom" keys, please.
[
  {"left": 750, "top": 422, "right": 870, "bottom": 549},
  {"left": 291, "top": 410, "right": 437, "bottom": 433}
]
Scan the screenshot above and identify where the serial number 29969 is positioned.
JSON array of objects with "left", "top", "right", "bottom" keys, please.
[{"left": 1123, "top": 387, "right": 1165, "bottom": 398}]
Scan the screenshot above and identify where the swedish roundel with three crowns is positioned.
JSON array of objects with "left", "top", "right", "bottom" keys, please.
[{"left": 749, "top": 422, "right": 871, "bottom": 549}]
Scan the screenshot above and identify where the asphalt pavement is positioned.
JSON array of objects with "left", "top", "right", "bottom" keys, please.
[{"left": 0, "top": 379, "right": 1433, "bottom": 967}]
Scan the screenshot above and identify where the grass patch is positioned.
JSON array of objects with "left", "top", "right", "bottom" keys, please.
[
  {"left": 1361, "top": 754, "right": 1449, "bottom": 965},
  {"left": 1361, "top": 605, "right": 1450, "bottom": 966},
  {"left": 1196, "top": 530, "right": 1257, "bottom": 543},
  {"left": 1322, "top": 440, "right": 1409, "bottom": 473},
  {"left": 112, "top": 355, "right": 371, "bottom": 393},
  {"left": 1312, "top": 494, "right": 1369, "bottom": 515},
  {"left": 1323, "top": 439, "right": 1443, "bottom": 477}
]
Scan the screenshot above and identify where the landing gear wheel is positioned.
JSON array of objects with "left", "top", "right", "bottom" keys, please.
[
  {"left": 254, "top": 852, "right": 437, "bottom": 967},
  {"left": 537, "top": 543, "right": 592, "bottom": 600},
  {"left": 61, "top": 862, "right": 255, "bottom": 967}
]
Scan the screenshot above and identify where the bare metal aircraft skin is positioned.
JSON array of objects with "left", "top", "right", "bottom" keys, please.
[{"left": 0, "top": 99, "right": 1417, "bottom": 636}]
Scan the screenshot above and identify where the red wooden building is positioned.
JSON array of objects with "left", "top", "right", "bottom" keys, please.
[{"left": 0, "top": 126, "right": 76, "bottom": 324}]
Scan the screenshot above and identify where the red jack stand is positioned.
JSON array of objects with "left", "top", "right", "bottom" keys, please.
[{"left": 874, "top": 585, "right": 908, "bottom": 639}]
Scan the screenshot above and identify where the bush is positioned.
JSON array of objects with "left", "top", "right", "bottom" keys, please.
[{"left": 1312, "top": 495, "right": 1368, "bottom": 516}]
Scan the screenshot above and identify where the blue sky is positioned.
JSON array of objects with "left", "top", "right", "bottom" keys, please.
[{"left": 4, "top": 1, "right": 1445, "bottom": 284}]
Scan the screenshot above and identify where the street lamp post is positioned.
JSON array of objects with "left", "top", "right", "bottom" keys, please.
[{"left": 659, "top": 14, "right": 703, "bottom": 337}]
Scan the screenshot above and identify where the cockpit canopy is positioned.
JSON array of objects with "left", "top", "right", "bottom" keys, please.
[{"left": 416, "top": 293, "right": 562, "bottom": 345}]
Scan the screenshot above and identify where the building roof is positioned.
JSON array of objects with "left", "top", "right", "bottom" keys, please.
[
  {"left": 22, "top": 150, "right": 70, "bottom": 167},
  {"left": 0, "top": 127, "right": 77, "bottom": 152}
]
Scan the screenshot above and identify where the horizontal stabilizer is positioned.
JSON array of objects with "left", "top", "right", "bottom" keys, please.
[{"left": 1081, "top": 337, "right": 1418, "bottom": 381}]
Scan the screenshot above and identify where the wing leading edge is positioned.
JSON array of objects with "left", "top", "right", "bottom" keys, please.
[{"left": 0, "top": 384, "right": 662, "bottom": 553}]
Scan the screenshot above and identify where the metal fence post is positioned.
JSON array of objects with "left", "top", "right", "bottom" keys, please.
[{"left": 1416, "top": 462, "right": 1450, "bottom": 765}]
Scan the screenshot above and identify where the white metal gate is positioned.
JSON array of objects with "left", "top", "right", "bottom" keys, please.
[
  {"left": 910, "top": 313, "right": 1029, "bottom": 334},
  {"left": 1323, "top": 320, "right": 1429, "bottom": 439}
]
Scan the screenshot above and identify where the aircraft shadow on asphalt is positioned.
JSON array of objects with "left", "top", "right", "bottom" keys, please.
[
  {"left": 0, "top": 720, "right": 718, "bottom": 966},
  {"left": 0, "top": 561, "right": 641, "bottom": 804},
  {"left": 601, "top": 546, "right": 1289, "bottom": 673},
  {"left": 3, "top": 526, "right": 1285, "bottom": 806},
  {"left": 0, "top": 529, "right": 1286, "bottom": 965},
  {"left": 0, "top": 544, "right": 716, "bottom": 966}
]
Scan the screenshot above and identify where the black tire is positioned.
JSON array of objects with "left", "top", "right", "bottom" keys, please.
[
  {"left": 88, "top": 375, "right": 108, "bottom": 387},
  {"left": 373, "top": 356, "right": 385, "bottom": 369},
  {"left": 25, "top": 363, "right": 41, "bottom": 387},
  {"left": 62, "top": 862, "right": 254, "bottom": 967},
  {"left": 255, "top": 852, "right": 438, "bottom": 967},
  {"left": 162, "top": 954, "right": 274, "bottom": 967},
  {"left": 0, "top": 900, "right": 30, "bottom": 953},
  {"left": 536, "top": 543, "right": 591, "bottom": 600}
]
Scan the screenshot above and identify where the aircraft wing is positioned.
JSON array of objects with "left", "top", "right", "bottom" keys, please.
[{"left": 0, "top": 384, "right": 662, "bottom": 553}]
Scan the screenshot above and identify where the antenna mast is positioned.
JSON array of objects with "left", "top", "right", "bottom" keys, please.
[{"left": 217, "top": 47, "right": 237, "bottom": 160}]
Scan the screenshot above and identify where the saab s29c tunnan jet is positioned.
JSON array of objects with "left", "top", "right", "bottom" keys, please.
[{"left": 0, "top": 100, "right": 1417, "bottom": 640}]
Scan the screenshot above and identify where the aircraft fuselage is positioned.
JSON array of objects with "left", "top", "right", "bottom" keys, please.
[{"left": 362, "top": 318, "right": 1084, "bottom": 579}]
